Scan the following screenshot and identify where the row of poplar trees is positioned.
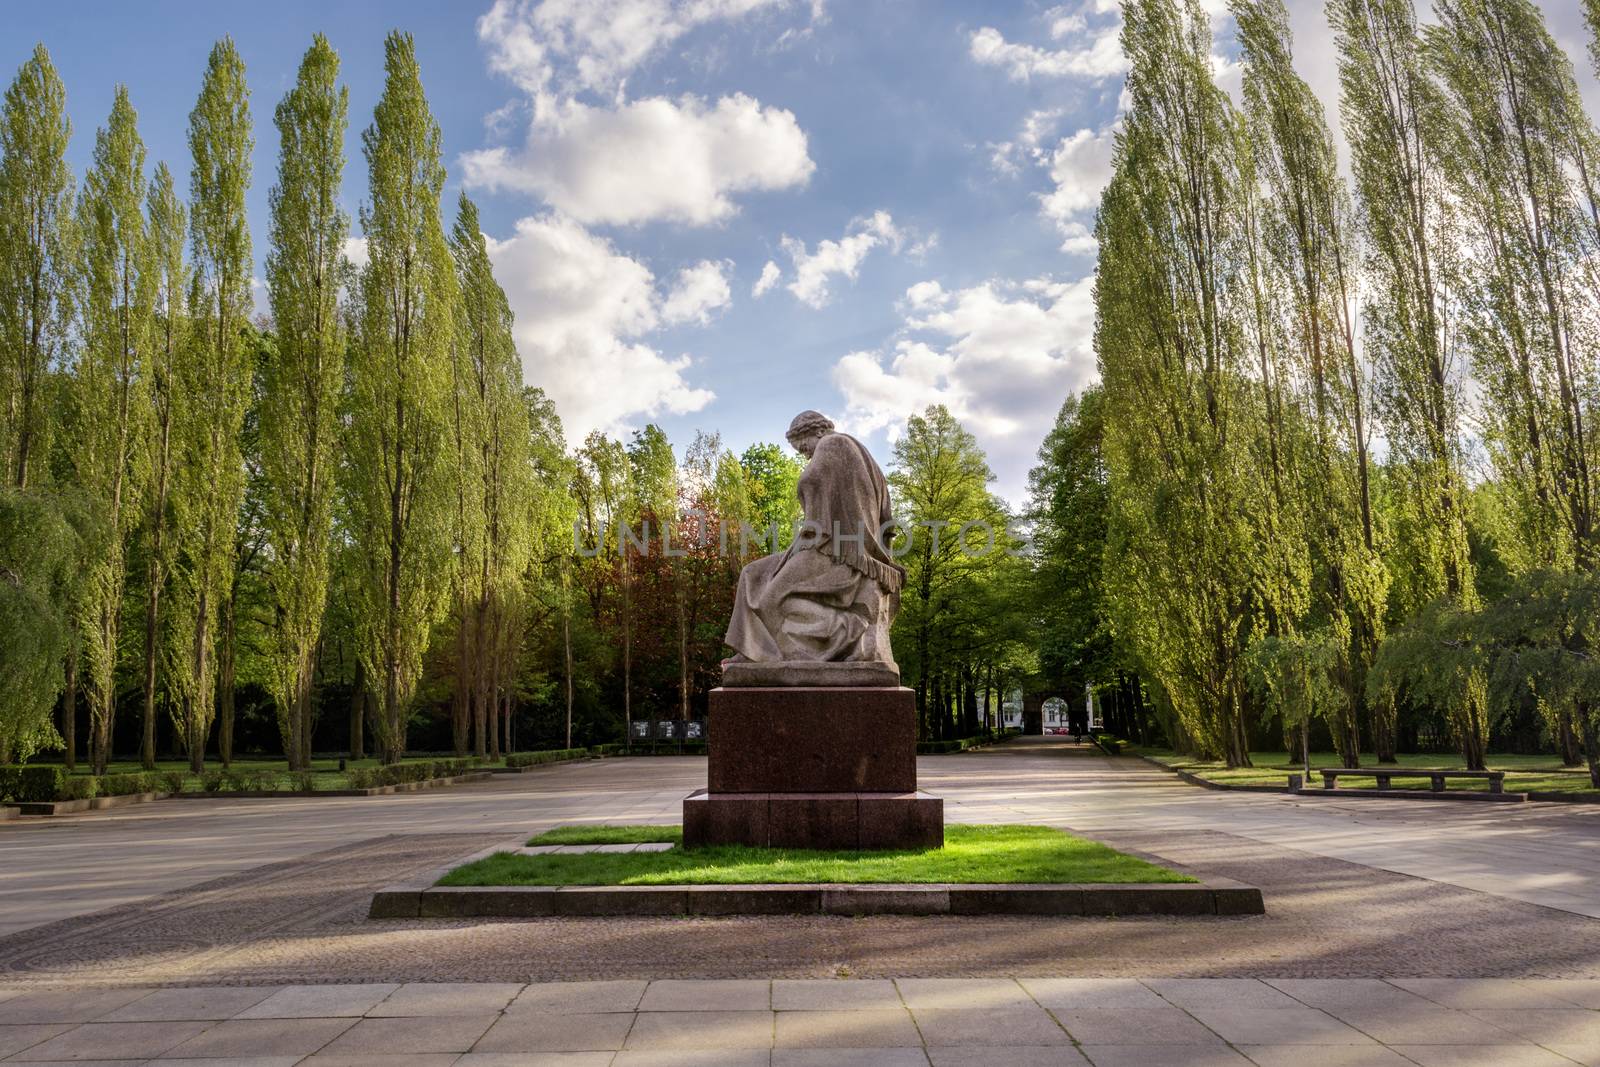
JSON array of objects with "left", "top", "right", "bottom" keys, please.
[
  {"left": 0, "top": 32, "right": 553, "bottom": 771},
  {"left": 1094, "top": 0, "right": 1600, "bottom": 781}
]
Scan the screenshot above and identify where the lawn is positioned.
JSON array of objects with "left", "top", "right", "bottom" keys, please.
[
  {"left": 439, "top": 824, "right": 1196, "bottom": 886},
  {"left": 1134, "top": 748, "right": 1599, "bottom": 794}
]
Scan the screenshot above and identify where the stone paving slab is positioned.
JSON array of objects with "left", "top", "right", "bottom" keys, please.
[{"left": 0, "top": 979, "right": 1591, "bottom": 1066}]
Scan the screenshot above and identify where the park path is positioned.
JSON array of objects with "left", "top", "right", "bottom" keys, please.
[
  {"left": 3, "top": 736, "right": 1600, "bottom": 939},
  {"left": 3, "top": 737, "right": 1600, "bottom": 984},
  {"left": 928, "top": 738, "right": 1600, "bottom": 920}
]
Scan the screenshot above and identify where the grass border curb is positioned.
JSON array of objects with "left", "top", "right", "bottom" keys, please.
[
  {"left": 366, "top": 837, "right": 1264, "bottom": 919},
  {"left": 1132, "top": 750, "right": 1600, "bottom": 804},
  {"left": 16, "top": 791, "right": 170, "bottom": 816}
]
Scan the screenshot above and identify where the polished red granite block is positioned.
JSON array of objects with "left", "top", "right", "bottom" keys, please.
[
  {"left": 858, "top": 792, "right": 944, "bottom": 850},
  {"left": 766, "top": 793, "right": 861, "bottom": 850},
  {"left": 706, "top": 686, "right": 917, "bottom": 794},
  {"left": 682, "top": 790, "right": 944, "bottom": 850},
  {"left": 682, "top": 789, "right": 769, "bottom": 848}
]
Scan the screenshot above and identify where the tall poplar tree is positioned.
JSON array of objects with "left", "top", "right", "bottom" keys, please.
[
  {"left": 1097, "top": 0, "right": 1258, "bottom": 766},
  {"left": 0, "top": 44, "right": 73, "bottom": 491},
  {"left": 1426, "top": 0, "right": 1600, "bottom": 763},
  {"left": 71, "top": 87, "right": 152, "bottom": 774},
  {"left": 168, "top": 39, "right": 253, "bottom": 772},
  {"left": 343, "top": 31, "right": 457, "bottom": 764},
  {"left": 262, "top": 35, "right": 348, "bottom": 771},
  {"left": 450, "top": 193, "right": 531, "bottom": 759},
  {"left": 139, "top": 162, "right": 185, "bottom": 768},
  {"left": 1331, "top": 0, "right": 1487, "bottom": 767},
  {"left": 1235, "top": 0, "right": 1388, "bottom": 764}
]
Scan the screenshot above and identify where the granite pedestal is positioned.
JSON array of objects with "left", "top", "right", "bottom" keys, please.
[{"left": 683, "top": 686, "right": 943, "bottom": 850}]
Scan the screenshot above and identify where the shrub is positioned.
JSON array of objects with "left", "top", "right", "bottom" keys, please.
[
  {"left": 200, "top": 769, "right": 226, "bottom": 793},
  {"left": 0, "top": 765, "right": 23, "bottom": 801},
  {"left": 243, "top": 768, "right": 276, "bottom": 791},
  {"left": 98, "top": 773, "right": 147, "bottom": 797},
  {"left": 58, "top": 775, "right": 98, "bottom": 801},
  {"left": 505, "top": 748, "right": 587, "bottom": 769},
  {"left": 159, "top": 770, "right": 188, "bottom": 794},
  {"left": 347, "top": 767, "right": 376, "bottom": 790},
  {"left": 12, "top": 766, "right": 69, "bottom": 802},
  {"left": 292, "top": 770, "right": 316, "bottom": 792}
]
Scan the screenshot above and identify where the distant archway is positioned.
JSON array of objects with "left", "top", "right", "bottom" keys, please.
[{"left": 1021, "top": 688, "right": 1091, "bottom": 735}]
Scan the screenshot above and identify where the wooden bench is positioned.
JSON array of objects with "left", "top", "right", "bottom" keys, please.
[{"left": 1319, "top": 768, "right": 1505, "bottom": 794}]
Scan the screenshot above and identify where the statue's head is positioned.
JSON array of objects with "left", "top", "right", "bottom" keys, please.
[{"left": 786, "top": 410, "right": 835, "bottom": 458}]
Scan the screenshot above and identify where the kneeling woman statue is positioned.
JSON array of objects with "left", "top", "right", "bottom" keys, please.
[{"left": 723, "top": 410, "right": 905, "bottom": 687}]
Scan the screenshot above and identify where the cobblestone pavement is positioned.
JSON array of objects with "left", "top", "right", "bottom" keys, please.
[
  {"left": 1, "top": 977, "right": 1598, "bottom": 1066},
  {"left": 1, "top": 742, "right": 1599, "bottom": 986}
]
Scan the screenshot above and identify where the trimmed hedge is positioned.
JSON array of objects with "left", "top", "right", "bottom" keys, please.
[
  {"left": 347, "top": 757, "right": 483, "bottom": 789},
  {"left": 505, "top": 749, "right": 588, "bottom": 769},
  {"left": 917, "top": 729, "right": 1020, "bottom": 755},
  {"left": 1093, "top": 733, "right": 1126, "bottom": 755},
  {"left": 0, "top": 765, "right": 71, "bottom": 802}
]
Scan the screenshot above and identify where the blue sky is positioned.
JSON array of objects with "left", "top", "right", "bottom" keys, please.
[{"left": 7, "top": 0, "right": 1597, "bottom": 506}]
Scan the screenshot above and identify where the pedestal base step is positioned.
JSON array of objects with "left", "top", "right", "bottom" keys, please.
[{"left": 683, "top": 789, "right": 943, "bottom": 850}]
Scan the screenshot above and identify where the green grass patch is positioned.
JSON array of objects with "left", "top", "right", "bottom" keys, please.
[
  {"left": 529, "top": 825, "right": 683, "bottom": 846},
  {"left": 443, "top": 824, "right": 1195, "bottom": 887},
  {"left": 1133, "top": 747, "right": 1599, "bottom": 794}
]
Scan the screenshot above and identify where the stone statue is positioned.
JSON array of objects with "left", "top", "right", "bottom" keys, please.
[{"left": 722, "top": 410, "right": 905, "bottom": 687}]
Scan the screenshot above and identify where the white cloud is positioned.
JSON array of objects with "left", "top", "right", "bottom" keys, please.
[
  {"left": 477, "top": 0, "right": 805, "bottom": 96},
  {"left": 832, "top": 275, "right": 1100, "bottom": 502},
  {"left": 969, "top": 0, "right": 1126, "bottom": 83},
  {"left": 662, "top": 258, "right": 733, "bottom": 325},
  {"left": 486, "top": 214, "right": 716, "bottom": 439},
  {"left": 342, "top": 236, "right": 369, "bottom": 270},
  {"left": 779, "top": 210, "right": 905, "bottom": 309},
  {"left": 462, "top": 93, "right": 813, "bottom": 226},
  {"left": 470, "top": 0, "right": 820, "bottom": 227},
  {"left": 751, "top": 259, "right": 781, "bottom": 298},
  {"left": 1038, "top": 124, "right": 1117, "bottom": 254}
]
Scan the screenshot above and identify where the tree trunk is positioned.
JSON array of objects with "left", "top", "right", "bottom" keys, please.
[
  {"left": 141, "top": 571, "right": 161, "bottom": 770},
  {"left": 1558, "top": 705, "right": 1583, "bottom": 767},
  {"left": 1579, "top": 704, "right": 1599, "bottom": 790},
  {"left": 350, "top": 659, "right": 366, "bottom": 760},
  {"left": 487, "top": 648, "right": 502, "bottom": 762},
  {"left": 217, "top": 591, "right": 236, "bottom": 768},
  {"left": 62, "top": 655, "right": 77, "bottom": 771},
  {"left": 502, "top": 687, "right": 512, "bottom": 756},
  {"left": 564, "top": 599, "right": 574, "bottom": 751},
  {"left": 455, "top": 616, "right": 472, "bottom": 758}
]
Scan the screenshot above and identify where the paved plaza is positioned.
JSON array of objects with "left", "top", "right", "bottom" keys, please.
[
  {"left": 3, "top": 740, "right": 1600, "bottom": 1063},
  {"left": 2, "top": 976, "right": 1600, "bottom": 1066}
]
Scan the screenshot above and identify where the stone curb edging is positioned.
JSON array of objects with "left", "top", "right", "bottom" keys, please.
[
  {"left": 1129, "top": 752, "right": 1286, "bottom": 794},
  {"left": 370, "top": 878, "right": 1264, "bottom": 919},
  {"left": 15, "top": 790, "right": 170, "bottom": 816},
  {"left": 1132, "top": 750, "right": 1600, "bottom": 804},
  {"left": 1521, "top": 788, "right": 1600, "bottom": 804},
  {"left": 367, "top": 839, "right": 1264, "bottom": 919},
  {"left": 1289, "top": 785, "right": 1526, "bottom": 803}
]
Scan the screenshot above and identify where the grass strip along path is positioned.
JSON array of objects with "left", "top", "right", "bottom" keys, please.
[
  {"left": 1136, "top": 747, "right": 1600, "bottom": 794},
  {"left": 440, "top": 824, "right": 1195, "bottom": 887}
]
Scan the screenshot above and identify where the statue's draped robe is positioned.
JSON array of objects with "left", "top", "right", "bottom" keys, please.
[{"left": 726, "top": 433, "right": 905, "bottom": 665}]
